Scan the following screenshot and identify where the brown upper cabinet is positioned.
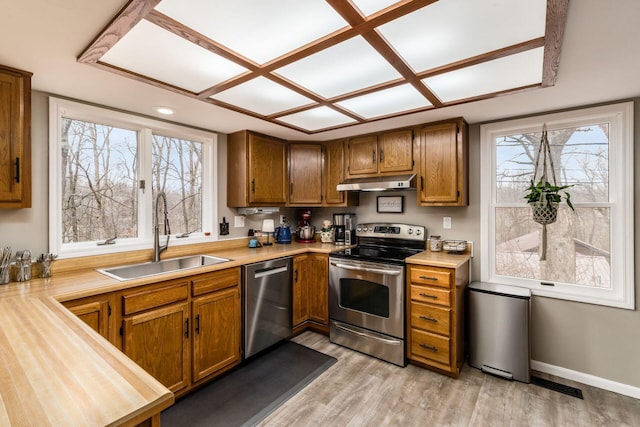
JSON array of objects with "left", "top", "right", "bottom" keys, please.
[
  {"left": 0, "top": 65, "right": 32, "bottom": 208},
  {"left": 287, "top": 140, "right": 358, "bottom": 207},
  {"left": 345, "top": 129, "right": 415, "bottom": 179},
  {"left": 227, "top": 130, "right": 287, "bottom": 207},
  {"left": 417, "top": 118, "right": 468, "bottom": 206},
  {"left": 323, "top": 139, "right": 358, "bottom": 207},
  {"left": 288, "top": 143, "right": 323, "bottom": 206}
]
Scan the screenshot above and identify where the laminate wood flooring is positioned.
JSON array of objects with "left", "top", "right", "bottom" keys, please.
[{"left": 257, "top": 332, "right": 640, "bottom": 427}]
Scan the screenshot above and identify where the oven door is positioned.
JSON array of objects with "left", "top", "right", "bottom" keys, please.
[{"left": 329, "top": 258, "right": 404, "bottom": 339}]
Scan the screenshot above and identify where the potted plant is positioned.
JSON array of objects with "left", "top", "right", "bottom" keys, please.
[{"left": 524, "top": 178, "right": 574, "bottom": 225}]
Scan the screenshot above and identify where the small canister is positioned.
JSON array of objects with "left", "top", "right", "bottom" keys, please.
[{"left": 430, "top": 235, "right": 442, "bottom": 252}]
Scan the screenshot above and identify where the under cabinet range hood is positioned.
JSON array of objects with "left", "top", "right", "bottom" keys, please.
[{"left": 336, "top": 174, "right": 416, "bottom": 192}]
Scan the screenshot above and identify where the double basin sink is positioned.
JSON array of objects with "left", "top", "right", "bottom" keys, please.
[{"left": 97, "top": 254, "right": 231, "bottom": 281}]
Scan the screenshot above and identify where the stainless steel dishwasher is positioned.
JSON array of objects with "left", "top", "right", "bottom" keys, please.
[{"left": 243, "top": 256, "right": 293, "bottom": 359}]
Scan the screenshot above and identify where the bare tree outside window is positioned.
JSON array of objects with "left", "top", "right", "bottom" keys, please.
[
  {"left": 152, "top": 134, "right": 203, "bottom": 235},
  {"left": 61, "top": 118, "right": 138, "bottom": 243},
  {"left": 494, "top": 125, "right": 611, "bottom": 288}
]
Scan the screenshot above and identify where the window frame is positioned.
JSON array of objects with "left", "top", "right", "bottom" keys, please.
[
  {"left": 480, "top": 102, "right": 634, "bottom": 309},
  {"left": 49, "top": 97, "right": 218, "bottom": 258}
]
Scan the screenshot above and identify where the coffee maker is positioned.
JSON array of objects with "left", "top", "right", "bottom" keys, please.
[
  {"left": 333, "top": 213, "right": 346, "bottom": 245},
  {"left": 344, "top": 213, "right": 357, "bottom": 245}
]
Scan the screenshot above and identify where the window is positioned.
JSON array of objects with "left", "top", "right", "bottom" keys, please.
[
  {"left": 49, "top": 97, "right": 217, "bottom": 258},
  {"left": 480, "top": 102, "right": 634, "bottom": 309}
]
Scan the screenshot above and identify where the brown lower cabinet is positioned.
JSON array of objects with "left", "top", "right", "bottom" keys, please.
[
  {"left": 66, "top": 267, "right": 242, "bottom": 398},
  {"left": 406, "top": 261, "right": 469, "bottom": 378},
  {"left": 292, "top": 253, "right": 328, "bottom": 333}
]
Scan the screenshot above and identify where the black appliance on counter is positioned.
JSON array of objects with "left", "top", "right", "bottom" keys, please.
[{"left": 328, "top": 223, "right": 426, "bottom": 366}]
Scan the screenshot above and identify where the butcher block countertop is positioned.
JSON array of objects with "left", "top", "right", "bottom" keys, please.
[
  {"left": 405, "top": 248, "right": 472, "bottom": 269},
  {"left": 0, "top": 239, "right": 344, "bottom": 426},
  {"left": 0, "top": 238, "right": 461, "bottom": 426}
]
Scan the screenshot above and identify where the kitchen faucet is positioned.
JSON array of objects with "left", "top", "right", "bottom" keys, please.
[{"left": 153, "top": 191, "right": 171, "bottom": 262}]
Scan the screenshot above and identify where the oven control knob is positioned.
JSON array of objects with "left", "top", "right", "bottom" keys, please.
[
  {"left": 363, "top": 226, "right": 368, "bottom": 232},
  {"left": 408, "top": 228, "right": 413, "bottom": 234},
  {"left": 416, "top": 229, "right": 422, "bottom": 236},
  {"left": 356, "top": 226, "right": 362, "bottom": 232}
]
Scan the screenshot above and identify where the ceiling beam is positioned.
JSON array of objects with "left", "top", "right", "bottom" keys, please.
[
  {"left": 542, "top": 0, "right": 570, "bottom": 87},
  {"left": 78, "top": 0, "right": 162, "bottom": 63}
]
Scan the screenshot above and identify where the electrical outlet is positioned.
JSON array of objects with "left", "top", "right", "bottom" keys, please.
[
  {"left": 234, "top": 216, "right": 245, "bottom": 228},
  {"left": 279, "top": 215, "right": 286, "bottom": 225},
  {"left": 443, "top": 216, "right": 452, "bottom": 229}
]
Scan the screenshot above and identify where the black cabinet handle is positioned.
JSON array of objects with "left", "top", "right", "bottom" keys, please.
[
  {"left": 185, "top": 318, "right": 189, "bottom": 338},
  {"left": 419, "top": 343, "right": 438, "bottom": 352},
  {"left": 15, "top": 157, "right": 20, "bottom": 183},
  {"left": 419, "top": 315, "right": 438, "bottom": 323},
  {"left": 419, "top": 293, "right": 438, "bottom": 299},
  {"left": 195, "top": 314, "right": 200, "bottom": 334},
  {"left": 251, "top": 179, "right": 255, "bottom": 193},
  {"left": 379, "top": 149, "right": 384, "bottom": 162},
  {"left": 372, "top": 150, "right": 376, "bottom": 163}
]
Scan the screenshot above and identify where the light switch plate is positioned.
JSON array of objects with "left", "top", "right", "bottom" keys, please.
[
  {"left": 443, "top": 216, "right": 452, "bottom": 229},
  {"left": 234, "top": 216, "right": 245, "bottom": 227}
]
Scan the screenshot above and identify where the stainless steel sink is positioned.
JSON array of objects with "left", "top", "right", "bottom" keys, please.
[{"left": 97, "top": 255, "right": 231, "bottom": 281}]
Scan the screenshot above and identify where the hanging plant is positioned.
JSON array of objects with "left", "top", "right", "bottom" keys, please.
[{"left": 524, "top": 125, "right": 575, "bottom": 260}]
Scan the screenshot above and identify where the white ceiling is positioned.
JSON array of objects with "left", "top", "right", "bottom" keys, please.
[{"left": 1, "top": 0, "right": 639, "bottom": 141}]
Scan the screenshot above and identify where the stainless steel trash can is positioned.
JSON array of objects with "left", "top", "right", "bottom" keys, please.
[{"left": 468, "top": 281, "right": 531, "bottom": 383}]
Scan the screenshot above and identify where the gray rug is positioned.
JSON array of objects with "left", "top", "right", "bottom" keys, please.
[{"left": 161, "top": 341, "right": 337, "bottom": 427}]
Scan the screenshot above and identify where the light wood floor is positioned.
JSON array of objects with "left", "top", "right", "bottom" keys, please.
[{"left": 258, "top": 331, "right": 640, "bottom": 427}]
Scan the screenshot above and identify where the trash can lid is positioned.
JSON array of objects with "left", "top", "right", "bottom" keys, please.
[{"left": 469, "top": 281, "right": 531, "bottom": 298}]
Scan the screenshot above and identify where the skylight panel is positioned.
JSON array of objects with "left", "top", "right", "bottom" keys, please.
[
  {"left": 377, "top": 0, "right": 546, "bottom": 72},
  {"left": 277, "top": 107, "right": 357, "bottom": 131},
  {"left": 274, "top": 36, "right": 403, "bottom": 99},
  {"left": 210, "top": 77, "right": 315, "bottom": 116},
  {"left": 100, "top": 20, "right": 247, "bottom": 93},
  {"left": 423, "top": 48, "right": 544, "bottom": 103},
  {"left": 155, "top": 0, "right": 348, "bottom": 65},
  {"left": 336, "top": 84, "right": 431, "bottom": 119}
]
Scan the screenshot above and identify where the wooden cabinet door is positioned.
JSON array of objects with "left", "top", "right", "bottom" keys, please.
[
  {"left": 292, "top": 255, "right": 310, "bottom": 326},
  {"left": 192, "top": 287, "right": 241, "bottom": 382},
  {"left": 289, "top": 143, "right": 323, "bottom": 205},
  {"left": 248, "top": 133, "right": 287, "bottom": 205},
  {"left": 419, "top": 121, "right": 463, "bottom": 205},
  {"left": 378, "top": 129, "right": 414, "bottom": 174},
  {"left": 324, "top": 140, "right": 345, "bottom": 205},
  {"left": 307, "top": 254, "right": 328, "bottom": 325},
  {"left": 347, "top": 135, "right": 378, "bottom": 177},
  {"left": 64, "top": 297, "right": 111, "bottom": 341},
  {"left": 123, "top": 302, "right": 190, "bottom": 394},
  {"left": 0, "top": 66, "right": 31, "bottom": 208}
]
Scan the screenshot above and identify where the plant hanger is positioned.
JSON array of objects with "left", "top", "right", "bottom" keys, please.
[{"left": 526, "top": 124, "right": 573, "bottom": 261}]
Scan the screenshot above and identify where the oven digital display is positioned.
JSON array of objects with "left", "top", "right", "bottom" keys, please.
[{"left": 373, "top": 226, "right": 400, "bottom": 234}]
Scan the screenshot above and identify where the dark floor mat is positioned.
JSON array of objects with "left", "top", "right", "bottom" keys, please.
[
  {"left": 161, "top": 341, "right": 337, "bottom": 427},
  {"left": 532, "top": 376, "right": 584, "bottom": 399}
]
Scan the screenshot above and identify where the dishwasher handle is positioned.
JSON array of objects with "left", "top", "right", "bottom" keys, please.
[{"left": 254, "top": 265, "right": 288, "bottom": 279}]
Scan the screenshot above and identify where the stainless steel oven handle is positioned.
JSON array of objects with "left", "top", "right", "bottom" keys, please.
[
  {"left": 330, "top": 261, "right": 402, "bottom": 276},
  {"left": 332, "top": 322, "right": 401, "bottom": 345}
]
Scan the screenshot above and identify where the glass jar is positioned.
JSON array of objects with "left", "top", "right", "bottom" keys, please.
[{"left": 430, "top": 235, "right": 442, "bottom": 252}]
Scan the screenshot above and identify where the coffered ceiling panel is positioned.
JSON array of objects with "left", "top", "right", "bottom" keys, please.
[{"left": 79, "top": 0, "right": 568, "bottom": 134}]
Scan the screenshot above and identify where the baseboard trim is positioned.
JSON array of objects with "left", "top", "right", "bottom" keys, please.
[{"left": 531, "top": 360, "right": 640, "bottom": 399}]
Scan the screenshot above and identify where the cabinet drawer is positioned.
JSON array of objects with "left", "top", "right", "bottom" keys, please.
[
  {"left": 410, "top": 285, "right": 451, "bottom": 307},
  {"left": 123, "top": 281, "right": 189, "bottom": 315},
  {"left": 411, "top": 302, "right": 450, "bottom": 336},
  {"left": 192, "top": 267, "right": 240, "bottom": 297},
  {"left": 410, "top": 267, "right": 451, "bottom": 288},
  {"left": 411, "top": 329, "right": 450, "bottom": 366}
]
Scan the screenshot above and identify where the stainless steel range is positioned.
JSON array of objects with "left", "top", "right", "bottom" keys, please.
[{"left": 329, "top": 223, "right": 426, "bottom": 366}]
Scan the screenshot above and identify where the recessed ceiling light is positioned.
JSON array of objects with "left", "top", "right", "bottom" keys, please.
[{"left": 155, "top": 106, "right": 175, "bottom": 115}]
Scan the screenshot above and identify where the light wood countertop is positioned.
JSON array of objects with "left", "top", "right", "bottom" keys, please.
[
  {"left": 405, "top": 248, "right": 472, "bottom": 269},
  {"left": 0, "top": 239, "right": 463, "bottom": 426},
  {"left": 0, "top": 240, "right": 346, "bottom": 426}
]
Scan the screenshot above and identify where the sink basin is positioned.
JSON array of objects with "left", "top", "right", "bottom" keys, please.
[{"left": 97, "top": 255, "right": 231, "bottom": 281}]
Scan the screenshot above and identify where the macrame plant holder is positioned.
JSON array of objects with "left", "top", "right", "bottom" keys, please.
[{"left": 531, "top": 125, "right": 558, "bottom": 261}]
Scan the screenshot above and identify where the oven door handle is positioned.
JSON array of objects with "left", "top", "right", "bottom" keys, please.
[
  {"left": 332, "top": 322, "right": 402, "bottom": 345},
  {"left": 330, "top": 261, "right": 402, "bottom": 276}
]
